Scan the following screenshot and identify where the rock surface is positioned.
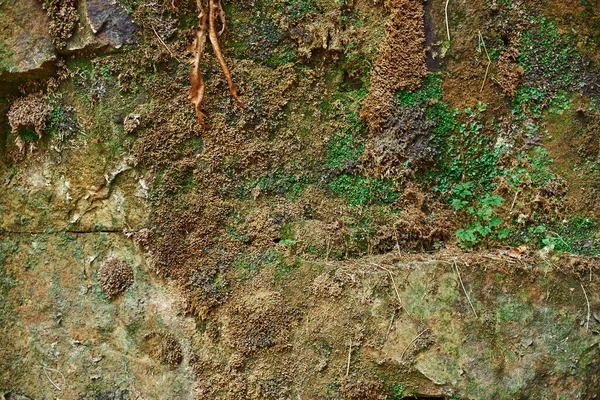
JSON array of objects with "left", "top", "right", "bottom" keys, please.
[
  {"left": 65, "top": 0, "right": 137, "bottom": 53},
  {"left": 0, "top": 0, "right": 137, "bottom": 82},
  {"left": 0, "top": 0, "right": 57, "bottom": 80},
  {"left": 1, "top": 0, "right": 600, "bottom": 398}
]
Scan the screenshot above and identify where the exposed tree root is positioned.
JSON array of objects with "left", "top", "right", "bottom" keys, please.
[
  {"left": 188, "top": 0, "right": 242, "bottom": 127},
  {"left": 189, "top": 1, "right": 209, "bottom": 127},
  {"left": 208, "top": 0, "right": 242, "bottom": 107}
]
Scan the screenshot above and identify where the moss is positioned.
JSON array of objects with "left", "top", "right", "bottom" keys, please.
[
  {"left": 279, "top": 224, "right": 295, "bottom": 242},
  {"left": 0, "top": 42, "right": 16, "bottom": 74},
  {"left": 396, "top": 74, "right": 444, "bottom": 107},
  {"left": 329, "top": 175, "right": 399, "bottom": 206},
  {"left": 66, "top": 58, "right": 94, "bottom": 79},
  {"left": 98, "top": 258, "right": 135, "bottom": 299},
  {"left": 0, "top": 240, "right": 19, "bottom": 381},
  {"left": 326, "top": 132, "right": 365, "bottom": 169},
  {"left": 273, "top": 252, "right": 300, "bottom": 278}
]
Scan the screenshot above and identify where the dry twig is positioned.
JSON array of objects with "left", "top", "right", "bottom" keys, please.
[
  {"left": 385, "top": 312, "right": 395, "bottom": 342},
  {"left": 445, "top": 0, "right": 451, "bottom": 41},
  {"left": 42, "top": 366, "right": 65, "bottom": 391},
  {"left": 150, "top": 22, "right": 182, "bottom": 63},
  {"left": 372, "top": 263, "right": 403, "bottom": 310},
  {"left": 453, "top": 260, "right": 478, "bottom": 318},
  {"left": 346, "top": 342, "right": 352, "bottom": 376},
  {"left": 581, "top": 282, "right": 590, "bottom": 331},
  {"left": 478, "top": 31, "right": 492, "bottom": 92},
  {"left": 400, "top": 328, "right": 429, "bottom": 361}
]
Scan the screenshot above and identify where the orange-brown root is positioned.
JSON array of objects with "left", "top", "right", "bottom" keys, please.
[
  {"left": 189, "top": 3, "right": 209, "bottom": 128},
  {"left": 217, "top": 0, "right": 226, "bottom": 36},
  {"left": 208, "top": 0, "right": 243, "bottom": 108}
]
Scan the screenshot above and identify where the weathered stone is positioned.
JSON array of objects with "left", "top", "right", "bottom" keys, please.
[
  {"left": 0, "top": 0, "right": 57, "bottom": 81},
  {"left": 64, "top": 0, "right": 137, "bottom": 53}
]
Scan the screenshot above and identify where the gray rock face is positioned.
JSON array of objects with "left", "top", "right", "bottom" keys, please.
[
  {"left": 65, "top": 0, "right": 137, "bottom": 53},
  {"left": 85, "top": 0, "right": 137, "bottom": 48}
]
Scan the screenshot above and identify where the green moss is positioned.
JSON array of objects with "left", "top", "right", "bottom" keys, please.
[
  {"left": 66, "top": 58, "right": 93, "bottom": 79},
  {"left": 519, "top": 17, "right": 581, "bottom": 91},
  {"left": 387, "top": 384, "right": 404, "bottom": 400},
  {"left": 234, "top": 249, "right": 279, "bottom": 277},
  {"left": 326, "top": 132, "right": 365, "bottom": 169},
  {"left": 266, "top": 45, "right": 297, "bottom": 68},
  {"left": 226, "top": 224, "right": 250, "bottom": 243},
  {"left": 274, "top": 253, "right": 300, "bottom": 278},
  {"left": 496, "top": 297, "right": 533, "bottom": 327},
  {"left": 257, "top": 169, "right": 311, "bottom": 196},
  {"left": 231, "top": 168, "right": 314, "bottom": 200},
  {"left": 17, "top": 126, "right": 39, "bottom": 144},
  {"left": 275, "top": 0, "right": 320, "bottom": 23},
  {"left": 329, "top": 175, "right": 399, "bottom": 206},
  {"left": 0, "top": 42, "right": 16, "bottom": 73},
  {"left": 426, "top": 103, "right": 500, "bottom": 196},
  {"left": 542, "top": 216, "right": 600, "bottom": 256},
  {"left": 396, "top": 74, "right": 444, "bottom": 107},
  {"left": 280, "top": 224, "right": 295, "bottom": 242}
]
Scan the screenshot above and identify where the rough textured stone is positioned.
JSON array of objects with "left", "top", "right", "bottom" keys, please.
[
  {"left": 0, "top": 0, "right": 136, "bottom": 82},
  {"left": 0, "top": 0, "right": 57, "bottom": 81},
  {"left": 65, "top": 0, "right": 137, "bottom": 53}
]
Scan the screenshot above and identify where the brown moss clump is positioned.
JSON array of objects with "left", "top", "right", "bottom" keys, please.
[
  {"left": 370, "top": 104, "right": 435, "bottom": 173},
  {"left": 361, "top": 0, "right": 427, "bottom": 134},
  {"left": 311, "top": 272, "right": 344, "bottom": 298},
  {"left": 42, "top": 0, "right": 79, "bottom": 49},
  {"left": 227, "top": 353, "right": 245, "bottom": 370},
  {"left": 144, "top": 332, "right": 184, "bottom": 368},
  {"left": 575, "top": 111, "right": 600, "bottom": 159},
  {"left": 496, "top": 47, "right": 523, "bottom": 97},
  {"left": 98, "top": 258, "right": 135, "bottom": 299},
  {"left": 341, "top": 375, "right": 385, "bottom": 400},
  {"left": 123, "top": 113, "right": 141, "bottom": 134},
  {"left": 7, "top": 94, "right": 50, "bottom": 152},
  {"left": 228, "top": 293, "right": 301, "bottom": 354},
  {"left": 156, "top": 333, "right": 184, "bottom": 367}
]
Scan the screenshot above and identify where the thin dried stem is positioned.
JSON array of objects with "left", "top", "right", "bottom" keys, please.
[
  {"left": 581, "top": 282, "right": 590, "bottom": 331},
  {"left": 385, "top": 312, "right": 395, "bottom": 342},
  {"left": 445, "top": 0, "right": 451, "bottom": 41},
  {"left": 150, "top": 21, "right": 182, "bottom": 63},
  {"left": 372, "top": 263, "right": 404, "bottom": 310},
  {"left": 454, "top": 260, "right": 478, "bottom": 318},
  {"left": 478, "top": 31, "right": 491, "bottom": 92},
  {"left": 346, "top": 342, "right": 352, "bottom": 376},
  {"left": 400, "top": 328, "right": 429, "bottom": 361},
  {"left": 42, "top": 366, "right": 65, "bottom": 391}
]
